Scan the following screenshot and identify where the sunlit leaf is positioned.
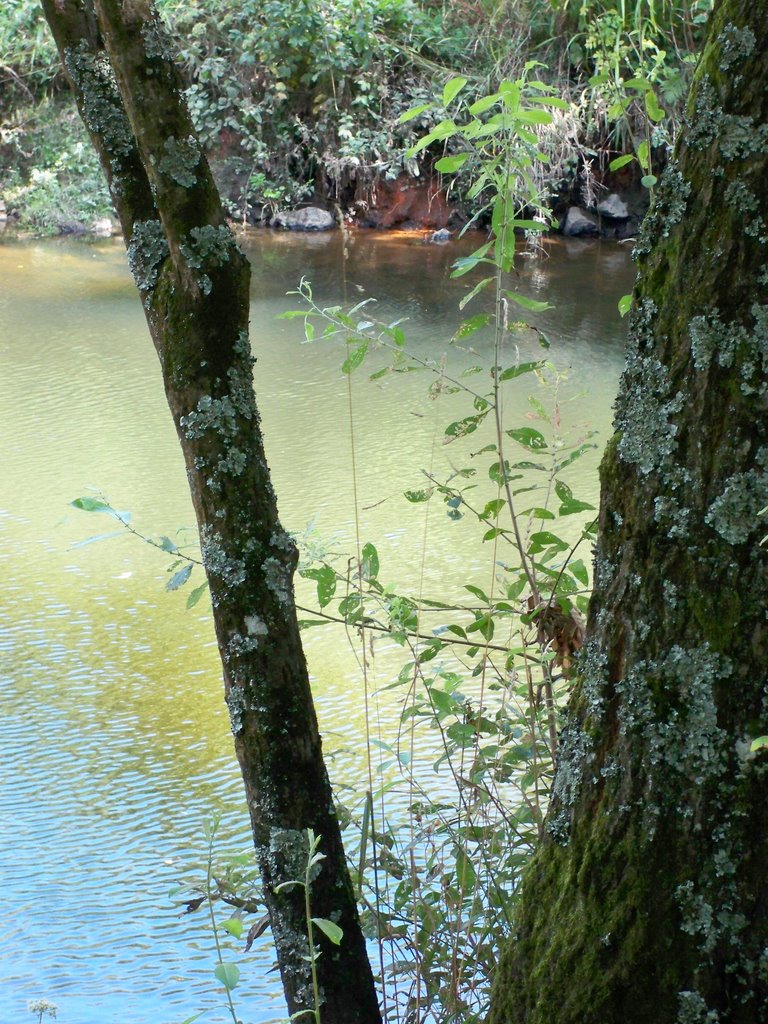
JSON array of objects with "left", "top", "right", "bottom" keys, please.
[
  {"left": 312, "top": 917, "right": 344, "bottom": 945},
  {"left": 398, "top": 103, "right": 431, "bottom": 123},
  {"left": 342, "top": 341, "right": 368, "bottom": 374},
  {"left": 499, "top": 359, "right": 545, "bottom": 381},
  {"left": 361, "top": 542, "right": 379, "bottom": 580},
  {"left": 186, "top": 581, "right": 208, "bottom": 609},
  {"left": 166, "top": 564, "right": 193, "bottom": 591},
  {"left": 504, "top": 291, "right": 551, "bottom": 312},
  {"left": 404, "top": 488, "right": 434, "bottom": 503},
  {"left": 435, "top": 153, "right": 469, "bottom": 173},
  {"left": 609, "top": 153, "right": 635, "bottom": 172},
  {"left": 507, "top": 427, "right": 548, "bottom": 450},
  {"left": 443, "top": 76, "right": 468, "bottom": 107},
  {"left": 220, "top": 918, "right": 244, "bottom": 939},
  {"left": 214, "top": 963, "right": 240, "bottom": 991}
]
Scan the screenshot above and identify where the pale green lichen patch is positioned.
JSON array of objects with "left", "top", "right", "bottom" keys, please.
[
  {"left": 181, "top": 393, "right": 238, "bottom": 440},
  {"left": 687, "top": 76, "right": 768, "bottom": 161},
  {"left": 63, "top": 43, "right": 134, "bottom": 158},
  {"left": 689, "top": 304, "right": 768, "bottom": 395},
  {"left": 127, "top": 219, "right": 169, "bottom": 291},
  {"left": 705, "top": 450, "right": 768, "bottom": 544},
  {"left": 158, "top": 135, "right": 201, "bottom": 188},
  {"left": 201, "top": 526, "right": 247, "bottom": 592},
  {"left": 263, "top": 556, "right": 292, "bottom": 604},
  {"left": 141, "top": 16, "right": 175, "bottom": 62},
  {"left": 719, "top": 23, "right": 756, "bottom": 71},
  {"left": 634, "top": 163, "right": 691, "bottom": 258},
  {"left": 676, "top": 988, "right": 719, "bottom": 1023},
  {"left": 245, "top": 614, "right": 268, "bottom": 637},
  {"left": 226, "top": 683, "right": 246, "bottom": 734},
  {"left": 723, "top": 179, "right": 767, "bottom": 243},
  {"left": 179, "top": 224, "right": 236, "bottom": 294}
]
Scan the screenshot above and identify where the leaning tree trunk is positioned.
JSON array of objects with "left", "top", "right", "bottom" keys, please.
[
  {"left": 40, "top": 3, "right": 381, "bottom": 1021},
  {"left": 489, "top": 2, "right": 768, "bottom": 1022}
]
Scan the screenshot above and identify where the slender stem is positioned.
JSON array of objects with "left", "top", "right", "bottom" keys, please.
[
  {"left": 305, "top": 832, "right": 321, "bottom": 1024},
  {"left": 206, "top": 821, "right": 239, "bottom": 1024}
]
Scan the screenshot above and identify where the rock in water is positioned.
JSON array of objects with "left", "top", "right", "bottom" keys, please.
[
  {"left": 272, "top": 207, "right": 335, "bottom": 232},
  {"left": 562, "top": 207, "right": 599, "bottom": 237},
  {"left": 597, "top": 193, "right": 630, "bottom": 220}
]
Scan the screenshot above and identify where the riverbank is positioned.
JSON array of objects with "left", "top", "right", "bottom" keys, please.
[{"left": 1, "top": 2, "right": 708, "bottom": 239}]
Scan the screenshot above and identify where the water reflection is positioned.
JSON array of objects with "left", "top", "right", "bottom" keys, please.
[{"left": 0, "top": 231, "right": 634, "bottom": 1023}]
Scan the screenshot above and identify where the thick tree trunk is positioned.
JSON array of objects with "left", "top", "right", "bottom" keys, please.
[
  {"left": 40, "top": 3, "right": 381, "bottom": 1021},
  {"left": 489, "top": 1, "right": 768, "bottom": 1021}
]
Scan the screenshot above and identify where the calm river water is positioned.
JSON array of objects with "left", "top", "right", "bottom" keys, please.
[{"left": 0, "top": 229, "right": 634, "bottom": 1023}]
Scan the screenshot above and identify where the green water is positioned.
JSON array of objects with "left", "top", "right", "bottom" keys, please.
[{"left": 0, "top": 229, "right": 634, "bottom": 1023}]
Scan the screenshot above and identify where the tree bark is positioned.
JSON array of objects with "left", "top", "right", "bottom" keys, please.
[
  {"left": 489, "top": 1, "right": 768, "bottom": 1021},
  {"left": 40, "top": 3, "right": 381, "bottom": 1021}
]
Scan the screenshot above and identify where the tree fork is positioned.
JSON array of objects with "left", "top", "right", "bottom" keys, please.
[
  {"left": 40, "top": 2, "right": 381, "bottom": 1020},
  {"left": 489, "top": 1, "right": 768, "bottom": 1021}
]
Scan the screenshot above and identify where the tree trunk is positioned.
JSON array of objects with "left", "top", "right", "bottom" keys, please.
[
  {"left": 489, "top": 1, "right": 768, "bottom": 1021},
  {"left": 40, "top": 3, "right": 381, "bottom": 1021}
]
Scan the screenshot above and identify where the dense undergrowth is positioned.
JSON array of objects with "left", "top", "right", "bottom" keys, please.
[{"left": 0, "top": 0, "right": 712, "bottom": 234}]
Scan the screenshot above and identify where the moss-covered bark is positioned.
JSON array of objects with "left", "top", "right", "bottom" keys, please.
[
  {"left": 40, "top": 3, "right": 381, "bottom": 1021},
  {"left": 488, "top": 2, "right": 768, "bottom": 1021}
]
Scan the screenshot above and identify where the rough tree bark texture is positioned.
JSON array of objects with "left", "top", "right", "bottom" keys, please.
[
  {"left": 489, "top": 1, "right": 768, "bottom": 1022},
  {"left": 40, "top": 3, "right": 381, "bottom": 1021}
]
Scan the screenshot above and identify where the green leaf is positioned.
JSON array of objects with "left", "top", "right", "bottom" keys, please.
[
  {"left": 304, "top": 319, "right": 315, "bottom": 342},
  {"left": 186, "top": 581, "right": 208, "bottom": 609},
  {"left": 398, "top": 103, "right": 430, "bottom": 123},
  {"left": 465, "top": 584, "right": 489, "bottom": 603},
  {"left": 609, "top": 153, "right": 635, "bottom": 171},
  {"left": 750, "top": 736, "right": 768, "bottom": 751},
  {"left": 435, "top": 153, "right": 469, "bottom": 173},
  {"left": 312, "top": 917, "right": 344, "bottom": 944},
  {"left": 637, "top": 140, "right": 650, "bottom": 170},
  {"left": 342, "top": 341, "right": 368, "bottom": 374},
  {"left": 618, "top": 294, "right": 632, "bottom": 317},
  {"left": 445, "top": 414, "right": 484, "bottom": 439},
  {"left": 443, "top": 76, "right": 468, "bottom": 107},
  {"left": 453, "top": 313, "right": 492, "bottom": 340},
  {"left": 70, "top": 495, "right": 128, "bottom": 521},
  {"left": 641, "top": 174, "right": 658, "bottom": 189},
  {"left": 513, "top": 108, "right": 552, "bottom": 125},
  {"left": 220, "top": 918, "right": 244, "bottom": 939},
  {"left": 361, "top": 542, "right": 379, "bottom": 580},
  {"left": 303, "top": 566, "right": 337, "bottom": 608},
  {"left": 404, "top": 488, "right": 434, "bottom": 503},
  {"left": 504, "top": 291, "right": 551, "bottom": 313},
  {"left": 214, "top": 963, "right": 240, "bottom": 991},
  {"left": 529, "top": 530, "right": 569, "bottom": 553},
  {"left": 481, "top": 498, "right": 505, "bottom": 520},
  {"left": 507, "top": 427, "right": 548, "bottom": 450},
  {"left": 499, "top": 359, "right": 545, "bottom": 381},
  {"left": 645, "top": 90, "right": 665, "bottom": 122},
  {"left": 569, "top": 559, "right": 589, "bottom": 586},
  {"left": 468, "top": 92, "right": 500, "bottom": 116},
  {"left": 167, "top": 564, "right": 193, "bottom": 591},
  {"left": 458, "top": 276, "right": 495, "bottom": 310}
]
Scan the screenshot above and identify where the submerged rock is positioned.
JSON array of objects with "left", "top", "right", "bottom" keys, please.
[
  {"left": 562, "top": 207, "right": 600, "bottom": 237},
  {"left": 271, "top": 207, "right": 335, "bottom": 232},
  {"left": 597, "top": 193, "right": 630, "bottom": 220},
  {"left": 428, "top": 227, "right": 451, "bottom": 243}
]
